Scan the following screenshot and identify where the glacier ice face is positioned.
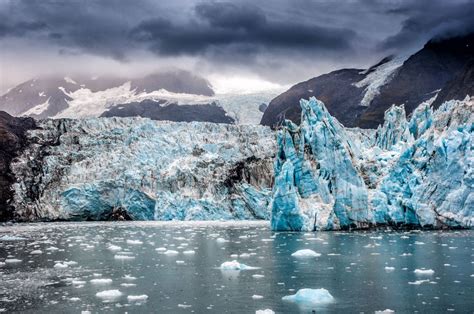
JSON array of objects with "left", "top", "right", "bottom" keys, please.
[
  {"left": 11, "top": 118, "right": 275, "bottom": 221},
  {"left": 270, "top": 96, "right": 473, "bottom": 231}
]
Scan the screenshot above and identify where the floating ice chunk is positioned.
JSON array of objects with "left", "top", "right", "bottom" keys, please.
[
  {"left": 126, "top": 240, "right": 143, "bottom": 245},
  {"left": 216, "top": 238, "right": 229, "bottom": 243},
  {"left": 291, "top": 249, "right": 321, "bottom": 258},
  {"left": 114, "top": 254, "right": 135, "bottom": 260},
  {"left": 120, "top": 283, "right": 136, "bottom": 287},
  {"left": 69, "top": 297, "right": 81, "bottom": 302},
  {"left": 5, "top": 258, "right": 22, "bottom": 263},
  {"left": 384, "top": 267, "right": 395, "bottom": 272},
  {"left": 0, "top": 235, "right": 26, "bottom": 241},
  {"left": 414, "top": 241, "right": 425, "bottom": 245},
  {"left": 239, "top": 253, "right": 251, "bottom": 258},
  {"left": 375, "top": 310, "right": 395, "bottom": 313},
  {"left": 90, "top": 278, "right": 112, "bottom": 285},
  {"left": 178, "top": 304, "right": 192, "bottom": 308},
  {"left": 155, "top": 247, "right": 167, "bottom": 252},
  {"left": 107, "top": 245, "right": 122, "bottom": 251},
  {"left": 252, "top": 295, "right": 264, "bottom": 299},
  {"left": 46, "top": 246, "right": 59, "bottom": 251},
  {"left": 123, "top": 275, "right": 136, "bottom": 280},
  {"left": 127, "top": 294, "right": 148, "bottom": 302},
  {"left": 176, "top": 260, "right": 185, "bottom": 264},
  {"left": 64, "top": 261, "right": 78, "bottom": 266},
  {"left": 54, "top": 262, "right": 68, "bottom": 269},
  {"left": 252, "top": 274, "right": 265, "bottom": 279},
  {"left": 414, "top": 269, "right": 435, "bottom": 276},
  {"left": 183, "top": 250, "right": 195, "bottom": 255},
  {"left": 220, "top": 260, "right": 258, "bottom": 270},
  {"left": 408, "top": 279, "right": 429, "bottom": 285},
  {"left": 72, "top": 280, "right": 86, "bottom": 285},
  {"left": 30, "top": 250, "right": 43, "bottom": 255},
  {"left": 282, "top": 288, "right": 334, "bottom": 305},
  {"left": 256, "top": 310, "right": 275, "bottom": 314},
  {"left": 96, "top": 289, "right": 122, "bottom": 300},
  {"left": 164, "top": 250, "right": 179, "bottom": 256}
]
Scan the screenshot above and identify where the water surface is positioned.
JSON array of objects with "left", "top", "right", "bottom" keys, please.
[{"left": 0, "top": 222, "right": 473, "bottom": 313}]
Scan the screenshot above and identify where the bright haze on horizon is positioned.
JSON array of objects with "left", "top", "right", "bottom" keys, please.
[{"left": 0, "top": 0, "right": 473, "bottom": 94}]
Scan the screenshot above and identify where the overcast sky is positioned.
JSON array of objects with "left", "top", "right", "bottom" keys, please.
[{"left": 1, "top": 0, "right": 473, "bottom": 93}]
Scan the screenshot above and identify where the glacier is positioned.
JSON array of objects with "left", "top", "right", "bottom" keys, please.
[
  {"left": 10, "top": 118, "right": 275, "bottom": 221},
  {"left": 5, "top": 94, "right": 473, "bottom": 230},
  {"left": 271, "top": 96, "right": 473, "bottom": 231}
]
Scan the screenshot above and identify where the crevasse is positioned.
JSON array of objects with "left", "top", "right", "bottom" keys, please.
[{"left": 271, "top": 96, "right": 473, "bottom": 231}]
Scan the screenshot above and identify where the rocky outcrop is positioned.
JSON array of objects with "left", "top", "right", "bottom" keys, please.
[
  {"left": 101, "top": 100, "right": 234, "bottom": 124},
  {"left": 270, "top": 97, "right": 473, "bottom": 231},
  {"left": 0, "top": 111, "right": 36, "bottom": 221}
]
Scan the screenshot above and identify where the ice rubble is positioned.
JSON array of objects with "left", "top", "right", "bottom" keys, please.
[
  {"left": 11, "top": 119, "right": 275, "bottom": 221},
  {"left": 271, "top": 96, "right": 473, "bottom": 231}
]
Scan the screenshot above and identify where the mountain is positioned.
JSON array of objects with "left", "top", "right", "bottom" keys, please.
[
  {"left": 0, "top": 70, "right": 215, "bottom": 119},
  {"left": 261, "top": 33, "right": 474, "bottom": 129},
  {"left": 0, "top": 71, "right": 283, "bottom": 125}
]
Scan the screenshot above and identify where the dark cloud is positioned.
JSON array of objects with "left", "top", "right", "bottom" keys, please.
[
  {"left": 1, "top": 0, "right": 473, "bottom": 90},
  {"left": 131, "top": 2, "right": 356, "bottom": 57},
  {"left": 0, "top": 20, "right": 47, "bottom": 37},
  {"left": 381, "top": 0, "right": 474, "bottom": 50}
]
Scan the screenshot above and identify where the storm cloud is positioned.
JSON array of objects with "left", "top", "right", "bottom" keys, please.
[{"left": 0, "top": 0, "right": 473, "bottom": 91}]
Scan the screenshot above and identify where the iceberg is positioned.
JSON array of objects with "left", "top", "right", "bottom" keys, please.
[
  {"left": 219, "top": 260, "right": 258, "bottom": 270},
  {"left": 291, "top": 249, "right": 321, "bottom": 258},
  {"left": 282, "top": 288, "right": 334, "bottom": 305},
  {"left": 270, "top": 96, "right": 473, "bottom": 231}
]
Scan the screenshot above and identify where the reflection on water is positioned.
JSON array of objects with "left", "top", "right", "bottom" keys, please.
[{"left": 0, "top": 221, "right": 473, "bottom": 313}]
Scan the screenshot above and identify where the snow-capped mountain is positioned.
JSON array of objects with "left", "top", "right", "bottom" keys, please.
[
  {"left": 261, "top": 33, "right": 474, "bottom": 129},
  {"left": 0, "top": 71, "right": 282, "bottom": 125}
]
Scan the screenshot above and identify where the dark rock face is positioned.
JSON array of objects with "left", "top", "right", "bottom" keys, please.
[
  {"left": 261, "top": 68, "right": 366, "bottom": 127},
  {"left": 261, "top": 33, "right": 474, "bottom": 129},
  {"left": 258, "top": 103, "right": 268, "bottom": 113},
  {"left": 101, "top": 100, "right": 235, "bottom": 124},
  {"left": 358, "top": 34, "right": 474, "bottom": 128},
  {"left": 0, "top": 111, "right": 36, "bottom": 221},
  {"left": 432, "top": 59, "right": 474, "bottom": 108},
  {"left": 0, "top": 70, "right": 214, "bottom": 119}
]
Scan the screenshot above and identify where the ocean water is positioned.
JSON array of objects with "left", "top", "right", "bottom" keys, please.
[{"left": 0, "top": 221, "right": 472, "bottom": 313}]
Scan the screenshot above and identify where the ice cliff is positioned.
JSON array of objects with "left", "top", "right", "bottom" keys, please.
[
  {"left": 271, "top": 96, "right": 473, "bottom": 231},
  {"left": 10, "top": 118, "right": 275, "bottom": 221}
]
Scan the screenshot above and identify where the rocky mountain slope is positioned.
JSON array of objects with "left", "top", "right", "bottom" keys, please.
[{"left": 261, "top": 33, "right": 474, "bottom": 129}]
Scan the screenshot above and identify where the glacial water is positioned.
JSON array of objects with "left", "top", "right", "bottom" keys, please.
[{"left": 0, "top": 221, "right": 473, "bottom": 313}]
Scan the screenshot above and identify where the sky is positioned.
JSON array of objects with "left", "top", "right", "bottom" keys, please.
[{"left": 1, "top": 0, "right": 473, "bottom": 93}]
